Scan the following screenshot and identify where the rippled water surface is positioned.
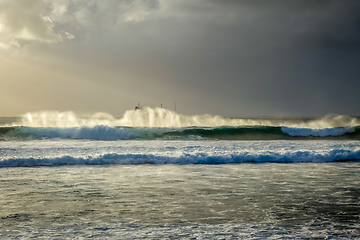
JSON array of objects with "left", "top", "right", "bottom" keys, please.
[{"left": 1, "top": 163, "right": 359, "bottom": 239}]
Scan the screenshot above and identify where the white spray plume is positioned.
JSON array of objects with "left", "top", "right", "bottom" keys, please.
[{"left": 15, "top": 108, "right": 360, "bottom": 128}]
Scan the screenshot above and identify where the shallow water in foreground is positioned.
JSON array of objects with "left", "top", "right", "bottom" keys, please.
[{"left": 1, "top": 163, "right": 359, "bottom": 239}]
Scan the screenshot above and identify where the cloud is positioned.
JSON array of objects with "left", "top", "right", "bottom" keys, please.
[
  {"left": 0, "top": 0, "right": 160, "bottom": 48},
  {"left": 2, "top": 0, "right": 359, "bottom": 50},
  {"left": 1, "top": 0, "right": 360, "bottom": 116},
  {"left": 67, "top": 0, "right": 159, "bottom": 27},
  {"left": 0, "top": 0, "right": 64, "bottom": 48}
]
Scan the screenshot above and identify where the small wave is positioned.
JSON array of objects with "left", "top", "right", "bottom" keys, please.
[
  {"left": 281, "top": 127, "right": 356, "bottom": 137},
  {"left": 1, "top": 149, "right": 360, "bottom": 167}
]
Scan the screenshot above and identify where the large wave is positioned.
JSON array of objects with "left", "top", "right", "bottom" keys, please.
[
  {"left": 1, "top": 126, "right": 135, "bottom": 141},
  {"left": 1, "top": 125, "right": 360, "bottom": 141},
  {"left": 1, "top": 108, "right": 359, "bottom": 141},
  {"left": 6, "top": 108, "right": 360, "bottom": 128}
]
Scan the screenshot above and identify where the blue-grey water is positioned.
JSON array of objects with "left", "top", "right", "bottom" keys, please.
[
  {"left": 0, "top": 111, "right": 360, "bottom": 238},
  {"left": 0, "top": 164, "right": 359, "bottom": 239}
]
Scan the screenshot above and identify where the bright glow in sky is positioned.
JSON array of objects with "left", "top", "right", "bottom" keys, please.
[{"left": 1, "top": 0, "right": 360, "bottom": 117}]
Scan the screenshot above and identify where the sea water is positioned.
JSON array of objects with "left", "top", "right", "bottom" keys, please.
[{"left": 0, "top": 108, "right": 359, "bottom": 239}]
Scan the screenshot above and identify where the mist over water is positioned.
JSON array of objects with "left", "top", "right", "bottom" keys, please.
[
  {"left": 1, "top": 108, "right": 359, "bottom": 141},
  {"left": 10, "top": 108, "right": 360, "bottom": 128}
]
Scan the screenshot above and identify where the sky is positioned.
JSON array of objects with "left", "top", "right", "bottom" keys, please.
[{"left": 1, "top": 0, "right": 360, "bottom": 117}]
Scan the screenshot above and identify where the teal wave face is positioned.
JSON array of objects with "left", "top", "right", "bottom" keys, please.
[
  {"left": 0, "top": 127, "right": 15, "bottom": 135},
  {"left": 155, "top": 126, "right": 360, "bottom": 140},
  {"left": 2, "top": 126, "right": 360, "bottom": 141},
  {"left": 0, "top": 127, "right": 19, "bottom": 140},
  {"left": 0, "top": 126, "right": 135, "bottom": 141},
  {"left": 154, "top": 126, "right": 287, "bottom": 140}
]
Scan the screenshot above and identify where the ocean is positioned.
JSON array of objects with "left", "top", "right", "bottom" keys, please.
[{"left": 0, "top": 108, "right": 359, "bottom": 239}]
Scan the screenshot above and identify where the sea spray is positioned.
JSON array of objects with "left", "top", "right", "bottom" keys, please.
[
  {"left": 19, "top": 111, "right": 117, "bottom": 128},
  {"left": 12, "top": 108, "right": 360, "bottom": 128},
  {"left": 1, "top": 109, "right": 360, "bottom": 141}
]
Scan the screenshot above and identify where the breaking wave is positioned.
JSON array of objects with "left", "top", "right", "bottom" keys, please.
[
  {"left": 1, "top": 108, "right": 359, "bottom": 141},
  {"left": 1, "top": 149, "right": 360, "bottom": 167},
  {"left": 1, "top": 125, "right": 360, "bottom": 141},
  {"left": 281, "top": 127, "right": 356, "bottom": 137},
  {"left": 6, "top": 108, "right": 360, "bottom": 128},
  {"left": 1, "top": 125, "right": 135, "bottom": 141}
]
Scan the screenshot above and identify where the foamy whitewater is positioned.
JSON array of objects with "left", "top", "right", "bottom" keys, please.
[{"left": 0, "top": 108, "right": 359, "bottom": 238}]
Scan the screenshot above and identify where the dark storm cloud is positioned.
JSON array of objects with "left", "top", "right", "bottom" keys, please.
[
  {"left": 205, "top": 0, "right": 360, "bottom": 50},
  {"left": 57, "top": 0, "right": 360, "bottom": 116},
  {"left": 141, "top": 0, "right": 360, "bottom": 116},
  {"left": 208, "top": 0, "right": 350, "bottom": 12}
]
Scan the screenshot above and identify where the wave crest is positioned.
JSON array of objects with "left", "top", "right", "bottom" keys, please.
[
  {"left": 1, "top": 149, "right": 360, "bottom": 168},
  {"left": 282, "top": 127, "right": 356, "bottom": 137},
  {"left": 19, "top": 125, "right": 135, "bottom": 140},
  {"left": 8, "top": 108, "right": 360, "bottom": 128}
]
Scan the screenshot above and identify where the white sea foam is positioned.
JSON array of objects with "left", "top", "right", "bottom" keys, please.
[
  {"left": 1, "top": 140, "right": 359, "bottom": 167},
  {"left": 3, "top": 223, "right": 355, "bottom": 239},
  {"left": 14, "top": 108, "right": 360, "bottom": 128},
  {"left": 282, "top": 127, "right": 355, "bottom": 137}
]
